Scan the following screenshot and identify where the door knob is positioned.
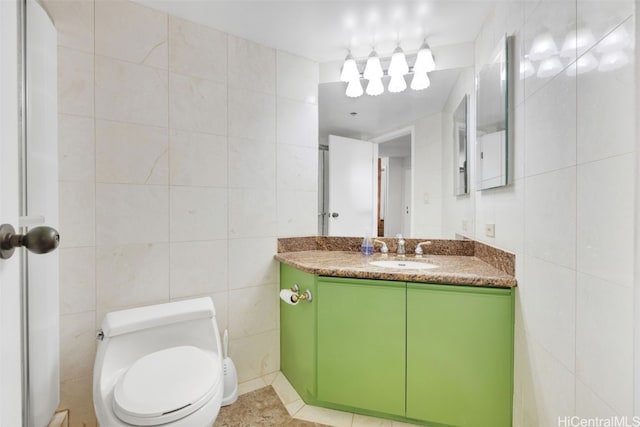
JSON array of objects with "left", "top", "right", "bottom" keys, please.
[
  {"left": 330, "top": 212, "right": 339, "bottom": 218},
  {"left": 0, "top": 224, "right": 60, "bottom": 259}
]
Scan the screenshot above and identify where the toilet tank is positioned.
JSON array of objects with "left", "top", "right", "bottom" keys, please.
[{"left": 95, "top": 298, "right": 222, "bottom": 389}]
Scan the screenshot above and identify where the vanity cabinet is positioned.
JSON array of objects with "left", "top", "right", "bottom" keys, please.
[
  {"left": 279, "top": 264, "right": 515, "bottom": 427},
  {"left": 316, "top": 277, "right": 406, "bottom": 416},
  {"left": 406, "top": 283, "right": 514, "bottom": 427},
  {"left": 279, "top": 265, "right": 316, "bottom": 401}
]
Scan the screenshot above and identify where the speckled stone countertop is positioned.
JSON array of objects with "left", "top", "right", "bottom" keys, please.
[{"left": 274, "top": 250, "right": 517, "bottom": 288}]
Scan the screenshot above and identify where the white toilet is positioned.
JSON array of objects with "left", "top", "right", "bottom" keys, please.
[{"left": 93, "top": 297, "right": 224, "bottom": 426}]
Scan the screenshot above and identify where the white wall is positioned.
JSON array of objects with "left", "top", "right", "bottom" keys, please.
[
  {"left": 471, "top": 1, "right": 636, "bottom": 424},
  {"left": 441, "top": 68, "right": 476, "bottom": 239},
  {"left": 43, "top": 1, "right": 318, "bottom": 424}
]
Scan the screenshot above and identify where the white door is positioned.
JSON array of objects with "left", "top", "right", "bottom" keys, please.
[
  {"left": 0, "top": 0, "right": 24, "bottom": 425},
  {"left": 327, "top": 135, "right": 378, "bottom": 236}
]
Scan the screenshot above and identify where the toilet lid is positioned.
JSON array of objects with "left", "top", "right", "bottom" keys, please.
[{"left": 113, "top": 346, "right": 221, "bottom": 426}]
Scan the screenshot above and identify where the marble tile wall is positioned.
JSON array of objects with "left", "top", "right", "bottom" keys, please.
[
  {"left": 45, "top": 1, "right": 318, "bottom": 425},
  {"left": 468, "top": 1, "right": 636, "bottom": 424}
]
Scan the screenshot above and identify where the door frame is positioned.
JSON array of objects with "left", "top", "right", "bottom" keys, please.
[
  {"left": 0, "top": 0, "right": 25, "bottom": 425},
  {"left": 371, "top": 126, "right": 415, "bottom": 237}
]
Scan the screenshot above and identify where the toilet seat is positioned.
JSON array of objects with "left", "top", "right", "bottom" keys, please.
[{"left": 112, "top": 346, "right": 221, "bottom": 426}]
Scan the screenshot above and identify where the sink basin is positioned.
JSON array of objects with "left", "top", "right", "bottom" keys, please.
[{"left": 369, "top": 260, "right": 438, "bottom": 270}]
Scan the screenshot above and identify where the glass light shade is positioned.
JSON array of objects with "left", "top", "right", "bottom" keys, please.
[
  {"left": 387, "top": 75, "right": 407, "bottom": 93},
  {"left": 340, "top": 53, "right": 360, "bottom": 83},
  {"left": 596, "top": 25, "right": 631, "bottom": 53},
  {"left": 366, "top": 77, "right": 384, "bottom": 96},
  {"left": 528, "top": 32, "right": 558, "bottom": 61},
  {"left": 560, "top": 28, "right": 596, "bottom": 58},
  {"left": 598, "top": 51, "right": 629, "bottom": 72},
  {"left": 520, "top": 58, "right": 535, "bottom": 79},
  {"left": 345, "top": 79, "right": 364, "bottom": 97},
  {"left": 536, "top": 56, "right": 563, "bottom": 78},
  {"left": 363, "top": 51, "right": 383, "bottom": 80},
  {"left": 388, "top": 46, "right": 409, "bottom": 77},
  {"left": 410, "top": 72, "right": 430, "bottom": 90},
  {"left": 413, "top": 42, "right": 435, "bottom": 72},
  {"left": 573, "top": 52, "right": 598, "bottom": 75}
]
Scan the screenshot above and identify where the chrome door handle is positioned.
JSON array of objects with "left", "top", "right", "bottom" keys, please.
[
  {"left": 330, "top": 212, "right": 339, "bottom": 218},
  {"left": 0, "top": 224, "right": 60, "bottom": 259}
]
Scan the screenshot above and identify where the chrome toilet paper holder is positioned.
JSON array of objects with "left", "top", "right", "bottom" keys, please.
[{"left": 290, "top": 284, "right": 312, "bottom": 303}]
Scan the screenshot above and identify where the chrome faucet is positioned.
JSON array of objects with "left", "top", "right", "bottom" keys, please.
[
  {"left": 396, "top": 234, "right": 406, "bottom": 255},
  {"left": 373, "top": 239, "right": 389, "bottom": 254},
  {"left": 415, "top": 241, "right": 432, "bottom": 256}
]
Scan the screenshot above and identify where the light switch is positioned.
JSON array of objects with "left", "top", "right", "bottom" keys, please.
[
  {"left": 423, "top": 193, "right": 429, "bottom": 204},
  {"left": 485, "top": 223, "right": 495, "bottom": 238}
]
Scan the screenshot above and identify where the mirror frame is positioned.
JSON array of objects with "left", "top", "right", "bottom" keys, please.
[
  {"left": 475, "top": 34, "right": 513, "bottom": 191},
  {"left": 453, "top": 94, "right": 469, "bottom": 196}
]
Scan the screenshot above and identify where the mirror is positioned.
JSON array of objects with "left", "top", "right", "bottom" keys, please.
[
  {"left": 475, "top": 34, "right": 512, "bottom": 190},
  {"left": 453, "top": 94, "right": 469, "bottom": 196},
  {"left": 318, "top": 66, "right": 476, "bottom": 238}
]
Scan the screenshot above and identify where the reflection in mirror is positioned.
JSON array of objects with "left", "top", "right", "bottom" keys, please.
[
  {"left": 453, "top": 94, "right": 469, "bottom": 196},
  {"left": 318, "top": 66, "right": 476, "bottom": 239},
  {"left": 476, "top": 34, "right": 512, "bottom": 190}
]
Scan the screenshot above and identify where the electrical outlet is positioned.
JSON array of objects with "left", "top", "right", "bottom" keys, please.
[
  {"left": 462, "top": 220, "right": 468, "bottom": 232},
  {"left": 423, "top": 193, "right": 429, "bottom": 204},
  {"left": 485, "top": 223, "right": 495, "bottom": 238}
]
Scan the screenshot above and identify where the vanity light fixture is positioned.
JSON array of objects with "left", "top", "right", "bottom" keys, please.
[
  {"left": 388, "top": 74, "right": 407, "bottom": 93},
  {"left": 340, "top": 51, "right": 360, "bottom": 83},
  {"left": 560, "top": 27, "right": 595, "bottom": 58},
  {"left": 598, "top": 50, "right": 629, "bottom": 72},
  {"left": 413, "top": 40, "right": 435, "bottom": 72},
  {"left": 341, "top": 42, "right": 436, "bottom": 97},
  {"left": 363, "top": 50, "right": 383, "bottom": 80},
  {"left": 536, "top": 56, "right": 563, "bottom": 78},
  {"left": 410, "top": 71, "right": 430, "bottom": 90},
  {"left": 388, "top": 45, "right": 409, "bottom": 77},
  {"left": 346, "top": 79, "right": 364, "bottom": 98},
  {"left": 528, "top": 32, "right": 558, "bottom": 61},
  {"left": 366, "top": 77, "right": 384, "bottom": 96},
  {"left": 566, "top": 52, "right": 598, "bottom": 76}
]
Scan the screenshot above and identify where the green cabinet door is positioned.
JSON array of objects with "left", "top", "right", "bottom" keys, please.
[
  {"left": 280, "top": 264, "right": 317, "bottom": 401},
  {"left": 316, "top": 277, "right": 406, "bottom": 417},
  {"left": 406, "top": 283, "right": 514, "bottom": 427}
]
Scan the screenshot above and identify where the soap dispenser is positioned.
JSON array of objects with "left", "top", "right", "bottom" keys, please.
[{"left": 361, "top": 234, "right": 374, "bottom": 256}]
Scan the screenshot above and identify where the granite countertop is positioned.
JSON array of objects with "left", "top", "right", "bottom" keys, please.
[{"left": 274, "top": 250, "right": 517, "bottom": 288}]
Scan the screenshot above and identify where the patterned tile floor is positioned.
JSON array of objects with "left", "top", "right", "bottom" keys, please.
[{"left": 221, "top": 372, "right": 422, "bottom": 427}]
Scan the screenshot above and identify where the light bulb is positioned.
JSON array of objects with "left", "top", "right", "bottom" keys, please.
[
  {"left": 366, "top": 77, "right": 384, "bottom": 96},
  {"left": 598, "top": 51, "right": 629, "bottom": 72},
  {"left": 363, "top": 50, "right": 383, "bottom": 80},
  {"left": 528, "top": 32, "right": 558, "bottom": 61},
  {"left": 536, "top": 56, "right": 563, "bottom": 78},
  {"left": 520, "top": 58, "right": 535, "bottom": 79},
  {"left": 410, "top": 72, "right": 430, "bottom": 90},
  {"left": 560, "top": 27, "right": 596, "bottom": 58},
  {"left": 388, "top": 46, "right": 409, "bottom": 77},
  {"left": 413, "top": 41, "right": 435, "bottom": 72},
  {"left": 345, "top": 79, "right": 363, "bottom": 97},
  {"left": 388, "top": 75, "right": 407, "bottom": 93},
  {"left": 340, "top": 52, "right": 360, "bottom": 83},
  {"left": 596, "top": 25, "right": 631, "bottom": 53},
  {"left": 570, "top": 52, "right": 598, "bottom": 75}
]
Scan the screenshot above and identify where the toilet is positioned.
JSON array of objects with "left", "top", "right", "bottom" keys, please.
[{"left": 93, "top": 297, "right": 224, "bottom": 426}]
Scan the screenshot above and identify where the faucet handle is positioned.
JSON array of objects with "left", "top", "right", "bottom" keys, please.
[
  {"left": 415, "top": 241, "right": 433, "bottom": 255},
  {"left": 373, "top": 239, "right": 388, "bottom": 253}
]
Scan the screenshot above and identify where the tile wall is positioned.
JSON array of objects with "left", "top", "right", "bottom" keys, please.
[
  {"left": 44, "top": 0, "right": 318, "bottom": 425},
  {"left": 453, "top": 0, "right": 636, "bottom": 424}
]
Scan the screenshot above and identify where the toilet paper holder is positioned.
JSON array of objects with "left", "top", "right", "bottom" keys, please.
[{"left": 290, "top": 284, "right": 312, "bottom": 303}]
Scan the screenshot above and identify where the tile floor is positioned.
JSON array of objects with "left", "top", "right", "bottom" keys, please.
[{"left": 235, "top": 372, "right": 422, "bottom": 427}]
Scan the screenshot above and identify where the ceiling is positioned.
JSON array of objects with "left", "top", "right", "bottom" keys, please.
[
  {"left": 135, "top": 0, "right": 496, "bottom": 64},
  {"left": 135, "top": 1, "right": 493, "bottom": 145}
]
